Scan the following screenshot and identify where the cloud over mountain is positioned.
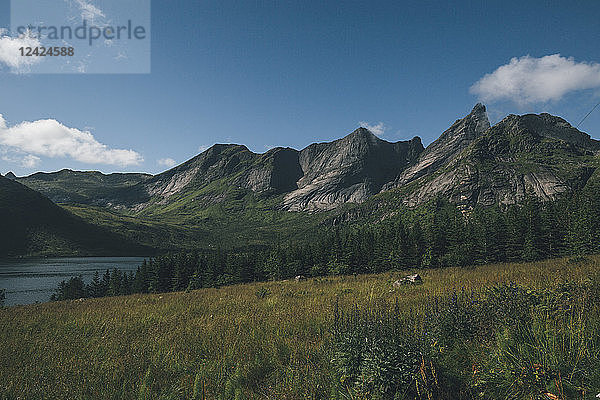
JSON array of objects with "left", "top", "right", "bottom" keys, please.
[
  {"left": 471, "top": 54, "right": 600, "bottom": 104},
  {"left": 0, "top": 114, "right": 143, "bottom": 167},
  {"left": 358, "top": 121, "right": 386, "bottom": 136}
]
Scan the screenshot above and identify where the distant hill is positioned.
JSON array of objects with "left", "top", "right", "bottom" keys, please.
[
  {"left": 0, "top": 175, "right": 151, "bottom": 257},
  {"left": 17, "top": 169, "right": 151, "bottom": 206}
]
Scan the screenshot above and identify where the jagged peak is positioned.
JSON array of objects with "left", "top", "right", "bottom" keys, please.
[
  {"left": 471, "top": 102, "right": 486, "bottom": 114},
  {"left": 327, "top": 127, "right": 384, "bottom": 149},
  {"left": 409, "top": 136, "right": 423, "bottom": 145},
  {"left": 468, "top": 103, "right": 491, "bottom": 133},
  {"left": 354, "top": 126, "right": 376, "bottom": 134},
  {"left": 343, "top": 127, "right": 426, "bottom": 149},
  {"left": 349, "top": 126, "right": 381, "bottom": 140},
  {"left": 4, "top": 171, "right": 16, "bottom": 180},
  {"left": 436, "top": 104, "right": 490, "bottom": 143}
]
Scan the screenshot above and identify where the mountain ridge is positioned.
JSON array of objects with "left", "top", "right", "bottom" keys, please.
[
  {"left": 16, "top": 105, "right": 600, "bottom": 215},
  {"left": 9, "top": 104, "right": 600, "bottom": 254}
]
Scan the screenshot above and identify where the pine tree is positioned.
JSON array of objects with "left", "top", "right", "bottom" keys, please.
[{"left": 87, "top": 271, "right": 103, "bottom": 298}]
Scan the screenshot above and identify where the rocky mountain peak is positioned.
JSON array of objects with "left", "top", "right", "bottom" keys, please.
[
  {"left": 398, "top": 109, "right": 600, "bottom": 209},
  {"left": 4, "top": 172, "right": 16, "bottom": 180},
  {"left": 491, "top": 113, "right": 600, "bottom": 152},
  {"left": 444, "top": 102, "right": 490, "bottom": 140},
  {"left": 281, "top": 128, "right": 424, "bottom": 211},
  {"left": 18, "top": 104, "right": 597, "bottom": 215},
  {"left": 470, "top": 103, "right": 491, "bottom": 133},
  {"left": 386, "top": 104, "right": 491, "bottom": 189},
  {"left": 352, "top": 126, "right": 375, "bottom": 135},
  {"left": 349, "top": 126, "right": 380, "bottom": 139}
]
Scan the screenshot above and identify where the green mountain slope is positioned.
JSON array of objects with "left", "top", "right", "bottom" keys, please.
[
  {"left": 0, "top": 176, "right": 151, "bottom": 257},
  {"left": 63, "top": 187, "right": 328, "bottom": 250},
  {"left": 16, "top": 169, "right": 151, "bottom": 206}
]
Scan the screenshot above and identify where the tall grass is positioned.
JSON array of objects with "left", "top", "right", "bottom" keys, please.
[
  {"left": 0, "top": 256, "right": 599, "bottom": 399},
  {"left": 332, "top": 280, "right": 600, "bottom": 399}
]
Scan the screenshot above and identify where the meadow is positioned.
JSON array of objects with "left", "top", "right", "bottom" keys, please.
[{"left": 1, "top": 256, "right": 599, "bottom": 399}]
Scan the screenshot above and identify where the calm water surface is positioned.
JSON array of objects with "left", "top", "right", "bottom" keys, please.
[{"left": 0, "top": 257, "right": 147, "bottom": 306}]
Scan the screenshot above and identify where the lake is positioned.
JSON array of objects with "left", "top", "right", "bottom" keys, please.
[{"left": 0, "top": 257, "right": 147, "bottom": 306}]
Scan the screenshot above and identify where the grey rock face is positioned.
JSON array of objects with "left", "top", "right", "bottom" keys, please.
[
  {"left": 236, "top": 147, "right": 303, "bottom": 194},
  {"left": 143, "top": 144, "right": 255, "bottom": 201},
  {"left": 384, "top": 103, "right": 490, "bottom": 191},
  {"left": 398, "top": 110, "right": 598, "bottom": 208},
  {"left": 401, "top": 162, "right": 569, "bottom": 208},
  {"left": 140, "top": 127, "right": 424, "bottom": 212},
  {"left": 139, "top": 144, "right": 303, "bottom": 206},
  {"left": 283, "top": 128, "right": 424, "bottom": 211}
]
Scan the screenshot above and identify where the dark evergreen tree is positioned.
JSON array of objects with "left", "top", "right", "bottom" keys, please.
[{"left": 87, "top": 271, "right": 104, "bottom": 298}]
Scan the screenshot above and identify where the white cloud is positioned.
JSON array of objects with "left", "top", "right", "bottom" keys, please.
[
  {"left": 158, "top": 158, "right": 177, "bottom": 168},
  {"left": 1, "top": 152, "right": 41, "bottom": 168},
  {"left": 21, "top": 154, "right": 41, "bottom": 168},
  {"left": 359, "top": 121, "right": 386, "bottom": 136},
  {"left": 0, "top": 114, "right": 143, "bottom": 166},
  {"left": 471, "top": 54, "right": 600, "bottom": 104},
  {"left": 0, "top": 29, "right": 43, "bottom": 72}
]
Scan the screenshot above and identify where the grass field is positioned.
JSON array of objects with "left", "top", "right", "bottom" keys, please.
[{"left": 1, "top": 256, "right": 599, "bottom": 399}]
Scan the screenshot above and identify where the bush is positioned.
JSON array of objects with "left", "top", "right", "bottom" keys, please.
[{"left": 333, "top": 306, "right": 447, "bottom": 399}]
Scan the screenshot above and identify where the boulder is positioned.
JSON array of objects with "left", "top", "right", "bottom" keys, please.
[
  {"left": 393, "top": 274, "right": 423, "bottom": 287},
  {"left": 294, "top": 275, "right": 307, "bottom": 282}
]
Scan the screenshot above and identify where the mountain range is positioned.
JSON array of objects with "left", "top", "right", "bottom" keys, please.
[{"left": 4, "top": 104, "right": 599, "bottom": 256}]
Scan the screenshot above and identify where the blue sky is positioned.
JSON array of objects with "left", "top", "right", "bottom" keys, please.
[{"left": 1, "top": 0, "right": 600, "bottom": 176}]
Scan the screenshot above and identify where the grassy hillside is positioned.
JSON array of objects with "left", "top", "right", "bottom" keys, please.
[
  {"left": 16, "top": 169, "right": 151, "bottom": 205},
  {"left": 1, "top": 255, "right": 599, "bottom": 399},
  {"left": 63, "top": 185, "right": 329, "bottom": 250},
  {"left": 0, "top": 176, "right": 151, "bottom": 257}
]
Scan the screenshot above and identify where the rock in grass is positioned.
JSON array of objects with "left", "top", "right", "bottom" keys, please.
[{"left": 393, "top": 274, "right": 423, "bottom": 287}]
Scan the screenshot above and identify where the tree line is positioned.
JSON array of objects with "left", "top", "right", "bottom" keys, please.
[{"left": 51, "top": 185, "right": 600, "bottom": 301}]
